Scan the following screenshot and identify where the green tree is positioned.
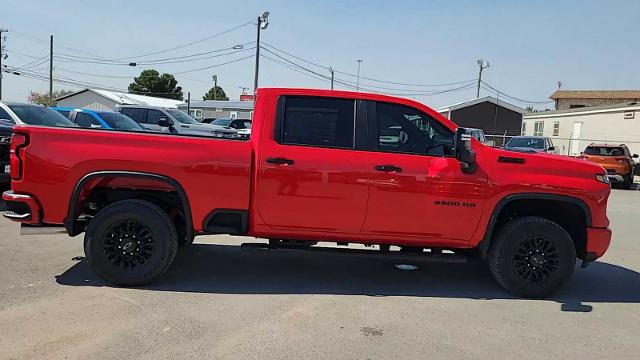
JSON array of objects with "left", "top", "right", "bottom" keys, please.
[
  {"left": 29, "top": 89, "right": 74, "bottom": 106},
  {"left": 128, "top": 69, "right": 183, "bottom": 100},
  {"left": 202, "top": 86, "right": 229, "bottom": 101}
]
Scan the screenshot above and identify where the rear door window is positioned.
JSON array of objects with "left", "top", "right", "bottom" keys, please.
[
  {"left": 75, "top": 113, "right": 101, "bottom": 128},
  {"left": 280, "top": 96, "right": 355, "bottom": 149},
  {"left": 120, "top": 108, "right": 146, "bottom": 124}
]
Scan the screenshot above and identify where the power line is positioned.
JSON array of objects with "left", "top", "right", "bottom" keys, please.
[
  {"left": 481, "top": 81, "right": 553, "bottom": 104},
  {"left": 262, "top": 42, "right": 475, "bottom": 88},
  {"left": 109, "top": 21, "right": 254, "bottom": 61},
  {"left": 172, "top": 54, "right": 255, "bottom": 75}
]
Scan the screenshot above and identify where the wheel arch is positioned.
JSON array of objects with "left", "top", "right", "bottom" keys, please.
[
  {"left": 478, "top": 193, "right": 592, "bottom": 259},
  {"left": 65, "top": 171, "right": 193, "bottom": 240}
]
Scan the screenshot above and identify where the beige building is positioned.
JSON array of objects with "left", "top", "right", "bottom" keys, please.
[
  {"left": 522, "top": 102, "right": 640, "bottom": 156},
  {"left": 550, "top": 90, "right": 640, "bottom": 110}
]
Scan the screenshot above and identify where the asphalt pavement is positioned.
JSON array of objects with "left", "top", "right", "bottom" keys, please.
[{"left": 0, "top": 188, "right": 639, "bottom": 359}]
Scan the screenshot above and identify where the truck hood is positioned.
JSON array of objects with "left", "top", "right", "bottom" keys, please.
[{"left": 491, "top": 146, "right": 607, "bottom": 181}]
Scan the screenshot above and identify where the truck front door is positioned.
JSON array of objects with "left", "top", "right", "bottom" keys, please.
[
  {"left": 362, "top": 101, "right": 487, "bottom": 243},
  {"left": 256, "top": 96, "right": 369, "bottom": 234}
]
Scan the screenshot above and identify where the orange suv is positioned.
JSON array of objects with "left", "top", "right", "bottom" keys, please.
[{"left": 580, "top": 143, "right": 638, "bottom": 189}]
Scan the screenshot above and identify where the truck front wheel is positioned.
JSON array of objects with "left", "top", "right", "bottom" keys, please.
[
  {"left": 84, "top": 199, "right": 179, "bottom": 286},
  {"left": 488, "top": 216, "right": 576, "bottom": 298}
]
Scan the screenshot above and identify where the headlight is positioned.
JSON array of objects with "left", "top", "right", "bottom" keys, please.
[{"left": 595, "top": 173, "right": 610, "bottom": 184}]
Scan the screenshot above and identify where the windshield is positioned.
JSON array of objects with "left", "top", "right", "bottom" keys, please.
[
  {"left": 166, "top": 109, "right": 198, "bottom": 124},
  {"left": 97, "top": 112, "right": 145, "bottom": 130},
  {"left": 584, "top": 146, "right": 625, "bottom": 156},
  {"left": 506, "top": 137, "right": 545, "bottom": 149},
  {"left": 9, "top": 105, "right": 76, "bottom": 127},
  {"left": 212, "top": 118, "right": 233, "bottom": 127}
]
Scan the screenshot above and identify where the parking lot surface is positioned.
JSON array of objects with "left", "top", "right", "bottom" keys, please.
[{"left": 1, "top": 188, "right": 639, "bottom": 360}]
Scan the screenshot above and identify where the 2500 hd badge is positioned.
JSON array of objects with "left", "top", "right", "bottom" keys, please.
[{"left": 434, "top": 200, "right": 477, "bottom": 208}]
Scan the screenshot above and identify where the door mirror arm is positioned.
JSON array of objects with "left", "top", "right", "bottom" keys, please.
[{"left": 455, "top": 128, "right": 478, "bottom": 174}]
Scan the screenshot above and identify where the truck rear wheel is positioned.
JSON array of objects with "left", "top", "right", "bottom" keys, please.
[
  {"left": 488, "top": 216, "right": 576, "bottom": 298},
  {"left": 84, "top": 199, "right": 178, "bottom": 286}
]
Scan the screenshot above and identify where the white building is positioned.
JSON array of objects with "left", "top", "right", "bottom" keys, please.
[
  {"left": 55, "top": 88, "right": 184, "bottom": 111},
  {"left": 522, "top": 102, "right": 640, "bottom": 156}
]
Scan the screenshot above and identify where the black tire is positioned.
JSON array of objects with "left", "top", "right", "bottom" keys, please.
[
  {"left": 489, "top": 216, "right": 576, "bottom": 298},
  {"left": 623, "top": 172, "right": 634, "bottom": 190},
  {"left": 84, "top": 199, "right": 179, "bottom": 286}
]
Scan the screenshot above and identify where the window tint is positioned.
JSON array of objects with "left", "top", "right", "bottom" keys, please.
[
  {"left": 0, "top": 107, "right": 14, "bottom": 123},
  {"left": 8, "top": 105, "right": 75, "bottom": 127},
  {"left": 146, "top": 110, "right": 165, "bottom": 125},
  {"left": 282, "top": 97, "right": 355, "bottom": 148},
  {"left": 376, "top": 102, "right": 454, "bottom": 156},
  {"left": 584, "top": 146, "right": 625, "bottom": 156},
  {"left": 75, "top": 112, "right": 100, "bottom": 128},
  {"left": 57, "top": 110, "right": 71, "bottom": 119},
  {"left": 97, "top": 112, "right": 144, "bottom": 130},
  {"left": 120, "top": 108, "right": 146, "bottom": 123}
]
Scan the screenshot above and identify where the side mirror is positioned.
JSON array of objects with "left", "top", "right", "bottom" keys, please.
[
  {"left": 158, "top": 117, "right": 173, "bottom": 128},
  {"left": 455, "top": 128, "right": 477, "bottom": 174},
  {"left": 548, "top": 146, "right": 555, "bottom": 151},
  {"left": 633, "top": 154, "right": 639, "bottom": 159}
]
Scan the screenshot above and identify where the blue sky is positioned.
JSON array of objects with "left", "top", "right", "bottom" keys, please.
[{"left": 1, "top": 0, "right": 638, "bottom": 108}]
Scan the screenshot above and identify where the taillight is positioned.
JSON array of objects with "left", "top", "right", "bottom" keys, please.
[{"left": 10, "top": 133, "right": 28, "bottom": 180}]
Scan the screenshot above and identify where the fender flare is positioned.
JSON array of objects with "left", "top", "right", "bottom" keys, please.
[
  {"left": 64, "top": 171, "right": 193, "bottom": 239},
  {"left": 478, "top": 193, "right": 591, "bottom": 256}
]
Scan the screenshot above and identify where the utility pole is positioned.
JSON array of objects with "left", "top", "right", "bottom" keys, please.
[
  {"left": 557, "top": 81, "right": 562, "bottom": 90},
  {"left": 253, "top": 11, "right": 269, "bottom": 95},
  {"left": 187, "top": 91, "right": 191, "bottom": 115},
  {"left": 239, "top": 86, "right": 249, "bottom": 94},
  {"left": 476, "top": 59, "right": 490, "bottom": 98},
  {"left": 212, "top": 75, "right": 218, "bottom": 100},
  {"left": 49, "top": 35, "right": 54, "bottom": 106},
  {"left": 0, "top": 28, "right": 7, "bottom": 100},
  {"left": 329, "top": 67, "right": 334, "bottom": 90},
  {"left": 356, "top": 60, "right": 363, "bottom": 92}
]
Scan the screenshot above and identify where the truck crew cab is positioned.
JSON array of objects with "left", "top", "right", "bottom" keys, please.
[{"left": 2, "top": 88, "right": 612, "bottom": 298}]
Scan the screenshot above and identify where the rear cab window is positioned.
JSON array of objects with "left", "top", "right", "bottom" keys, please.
[
  {"left": 120, "top": 108, "right": 147, "bottom": 124},
  {"left": 584, "top": 146, "right": 625, "bottom": 156},
  {"left": 278, "top": 96, "right": 355, "bottom": 149}
]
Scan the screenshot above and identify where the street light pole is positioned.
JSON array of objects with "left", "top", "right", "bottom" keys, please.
[
  {"left": 253, "top": 11, "right": 269, "bottom": 95},
  {"left": 476, "top": 59, "right": 490, "bottom": 98},
  {"left": 356, "top": 60, "right": 363, "bottom": 92}
]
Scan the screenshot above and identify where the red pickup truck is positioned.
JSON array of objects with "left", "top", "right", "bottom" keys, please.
[{"left": 3, "top": 88, "right": 612, "bottom": 298}]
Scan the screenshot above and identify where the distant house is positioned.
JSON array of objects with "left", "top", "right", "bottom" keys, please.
[
  {"left": 523, "top": 102, "right": 640, "bottom": 156},
  {"left": 436, "top": 96, "right": 525, "bottom": 144},
  {"left": 178, "top": 100, "right": 254, "bottom": 120},
  {"left": 550, "top": 90, "right": 640, "bottom": 110},
  {"left": 55, "top": 88, "right": 183, "bottom": 111}
]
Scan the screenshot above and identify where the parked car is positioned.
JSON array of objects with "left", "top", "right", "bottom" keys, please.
[
  {"left": 3, "top": 88, "right": 612, "bottom": 299},
  {"left": 504, "top": 136, "right": 559, "bottom": 154},
  {"left": 579, "top": 143, "right": 638, "bottom": 189},
  {"left": 0, "top": 101, "right": 76, "bottom": 127},
  {"left": 53, "top": 108, "right": 146, "bottom": 132},
  {"left": 210, "top": 118, "right": 252, "bottom": 138},
  {"left": 0, "top": 121, "right": 12, "bottom": 186},
  {"left": 116, "top": 105, "right": 238, "bottom": 138},
  {"left": 465, "top": 128, "right": 493, "bottom": 146}
]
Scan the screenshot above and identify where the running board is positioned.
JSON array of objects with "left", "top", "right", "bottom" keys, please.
[
  {"left": 240, "top": 243, "right": 468, "bottom": 263},
  {"left": 20, "top": 224, "right": 68, "bottom": 235}
]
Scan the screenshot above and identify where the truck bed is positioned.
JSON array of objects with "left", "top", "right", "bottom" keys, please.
[{"left": 11, "top": 126, "right": 253, "bottom": 232}]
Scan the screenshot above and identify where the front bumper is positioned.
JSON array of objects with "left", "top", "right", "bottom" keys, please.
[
  {"left": 584, "top": 227, "right": 612, "bottom": 262},
  {"left": 2, "top": 190, "right": 41, "bottom": 224}
]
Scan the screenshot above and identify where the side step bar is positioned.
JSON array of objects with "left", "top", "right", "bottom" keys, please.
[
  {"left": 240, "top": 243, "right": 468, "bottom": 264},
  {"left": 20, "top": 224, "right": 68, "bottom": 235}
]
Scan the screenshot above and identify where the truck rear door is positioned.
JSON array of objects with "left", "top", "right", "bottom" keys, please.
[{"left": 255, "top": 95, "right": 369, "bottom": 234}]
